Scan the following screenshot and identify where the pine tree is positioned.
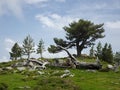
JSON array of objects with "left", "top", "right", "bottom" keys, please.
[
  {"left": 48, "top": 19, "right": 105, "bottom": 56},
  {"left": 114, "top": 52, "right": 120, "bottom": 65},
  {"left": 107, "top": 44, "right": 113, "bottom": 63},
  {"left": 96, "top": 42, "right": 102, "bottom": 59},
  {"left": 9, "top": 43, "right": 22, "bottom": 60},
  {"left": 22, "top": 35, "right": 35, "bottom": 60},
  {"left": 37, "top": 39, "right": 45, "bottom": 59},
  {"left": 89, "top": 45, "right": 94, "bottom": 57},
  {"left": 101, "top": 43, "right": 113, "bottom": 63}
]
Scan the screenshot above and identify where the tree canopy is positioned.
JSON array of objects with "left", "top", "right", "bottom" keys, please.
[
  {"left": 37, "top": 39, "right": 45, "bottom": 58},
  {"left": 22, "top": 35, "right": 35, "bottom": 60},
  {"left": 48, "top": 19, "right": 105, "bottom": 56},
  {"left": 9, "top": 43, "right": 22, "bottom": 60}
]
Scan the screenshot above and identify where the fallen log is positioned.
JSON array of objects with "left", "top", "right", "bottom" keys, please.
[{"left": 58, "top": 45, "right": 102, "bottom": 70}]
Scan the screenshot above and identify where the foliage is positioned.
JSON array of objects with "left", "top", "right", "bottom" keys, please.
[
  {"left": 102, "top": 43, "right": 113, "bottom": 63},
  {"left": 35, "top": 77, "right": 80, "bottom": 90},
  {"left": 114, "top": 52, "right": 120, "bottom": 65},
  {"left": 9, "top": 43, "right": 22, "bottom": 60},
  {"left": 89, "top": 45, "right": 94, "bottom": 57},
  {"left": 22, "top": 35, "right": 35, "bottom": 60},
  {"left": 48, "top": 45, "right": 61, "bottom": 54},
  {"left": 37, "top": 39, "right": 45, "bottom": 58},
  {"left": 0, "top": 83, "right": 8, "bottom": 90},
  {"left": 96, "top": 42, "right": 102, "bottom": 59},
  {"left": 48, "top": 19, "right": 105, "bottom": 56}
]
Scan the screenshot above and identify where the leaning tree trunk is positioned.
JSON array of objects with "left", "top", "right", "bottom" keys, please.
[
  {"left": 58, "top": 45, "right": 78, "bottom": 66},
  {"left": 58, "top": 45, "right": 102, "bottom": 70}
]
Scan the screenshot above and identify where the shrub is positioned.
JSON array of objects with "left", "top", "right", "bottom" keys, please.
[{"left": 0, "top": 83, "right": 8, "bottom": 90}]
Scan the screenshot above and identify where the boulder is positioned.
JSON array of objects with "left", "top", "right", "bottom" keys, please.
[
  {"left": 107, "top": 64, "right": 114, "bottom": 70},
  {"left": 17, "top": 67, "right": 26, "bottom": 71}
]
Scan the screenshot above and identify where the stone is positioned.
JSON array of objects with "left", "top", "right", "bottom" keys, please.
[
  {"left": 0, "top": 68, "right": 3, "bottom": 71},
  {"left": 6, "top": 67, "right": 13, "bottom": 70},
  {"left": 17, "top": 67, "right": 26, "bottom": 71},
  {"left": 107, "top": 64, "right": 114, "bottom": 70},
  {"left": 64, "top": 70, "right": 70, "bottom": 74},
  {"left": 38, "top": 71, "right": 44, "bottom": 75},
  {"left": 86, "top": 69, "right": 96, "bottom": 73}
]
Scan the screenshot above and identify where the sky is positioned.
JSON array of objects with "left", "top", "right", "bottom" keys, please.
[{"left": 0, "top": 0, "right": 120, "bottom": 62}]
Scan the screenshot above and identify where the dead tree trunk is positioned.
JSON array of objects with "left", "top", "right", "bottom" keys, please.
[{"left": 58, "top": 45, "right": 102, "bottom": 70}]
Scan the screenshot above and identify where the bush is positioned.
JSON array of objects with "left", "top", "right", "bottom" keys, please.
[
  {"left": 0, "top": 83, "right": 8, "bottom": 90},
  {"left": 34, "top": 77, "right": 80, "bottom": 90}
]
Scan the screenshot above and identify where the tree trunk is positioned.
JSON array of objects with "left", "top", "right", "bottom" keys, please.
[
  {"left": 76, "top": 43, "right": 82, "bottom": 57},
  {"left": 28, "top": 53, "right": 30, "bottom": 60},
  {"left": 58, "top": 45, "right": 102, "bottom": 70},
  {"left": 40, "top": 53, "right": 42, "bottom": 59}
]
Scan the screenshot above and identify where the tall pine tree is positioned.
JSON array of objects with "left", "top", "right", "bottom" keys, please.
[
  {"left": 9, "top": 43, "right": 22, "bottom": 60},
  {"left": 89, "top": 45, "right": 94, "bottom": 57},
  {"left": 96, "top": 42, "right": 102, "bottom": 60},
  {"left": 37, "top": 39, "right": 45, "bottom": 59},
  {"left": 22, "top": 35, "right": 35, "bottom": 60},
  {"left": 102, "top": 43, "right": 113, "bottom": 63}
]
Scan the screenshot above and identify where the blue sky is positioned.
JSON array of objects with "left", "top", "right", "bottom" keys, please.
[{"left": 0, "top": 0, "right": 120, "bottom": 62}]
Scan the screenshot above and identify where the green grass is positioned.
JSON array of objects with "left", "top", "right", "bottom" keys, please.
[
  {"left": 0, "top": 58, "right": 120, "bottom": 90},
  {"left": 71, "top": 69, "right": 120, "bottom": 90}
]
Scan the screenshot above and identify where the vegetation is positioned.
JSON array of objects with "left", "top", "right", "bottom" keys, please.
[
  {"left": 89, "top": 45, "right": 94, "bottom": 57},
  {"left": 9, "top": 43, "right": 22, "bottom": 60},
  {"left": 37, "top": 39, "right": 45, "bottom": 59},
  {"left": 1, "top": 19, "right": 120, "bottom": 90},
  {"left": 22, "top": 35, "right": 35, "bottom": 60},
  {"left": 0, "top": 59, "right": 120, "bottom": 90},
  {"left": 114, "top": 52, "right": 120, "bottom": 65},
  {"left": 96, "top": 42, "right": 102, "bottom": 59},
  {"left": 48, "top": 19, "right": 105, "bottom": 56},
  {"left": 101, "top": 43, "right": 113, "bottom": 63}
]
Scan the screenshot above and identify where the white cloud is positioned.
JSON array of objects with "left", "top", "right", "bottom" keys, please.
[
  {"left": 55, "top": 0, "right": 66, "bottom": 2},
  {"left": 0, "top": 0, "right": 23, "bottom": 18},
  {"left": 0, "top": 56, "right": 10, "bottom": 62},
  {"left": 24, "top": 0, "right": 48, "bottom": 4},
  {"left": 105, "top": 21, "right": 120, "bottom": 29},
  {"left": 35, "top": 13, "right": 78, "bottom": 30},
  {"left": 5, "top": 38, "right": 15, "bottom": 52},
  {"left": 0, "top": 0, "right": 49, "bottom": 18},
  {"left": 5, "top": 38, "right": 15, "bottom": 44}
]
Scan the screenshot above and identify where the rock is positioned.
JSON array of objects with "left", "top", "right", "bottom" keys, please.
[
  {"left": 0, "top": 68, "right": 3, "bottom": 71},
  {"left": 17, "top": 67, "right": 26, "bottom": 71},
  {"left": 60, "top": 73, "right": 70, "bottom": 78},
  {"left": 107, "top": 64, "right": 114, "bottom": 70},
  {"left": 64, "top": 70, "right": 70, "bottom": 74},
  {"left": 86, "top": 69, "right": 96, "bottom": 73},
  {"left": 38, "top": 71, "right": 44, "bottom": 75},
  {"left": 61, "top": 70, "right": 74, "bottom": 78},
  {"left": 70, "top": 74, "right": 74, "bottom": 77},
  {"left": 6, "top": 67, "right": 13, "bottom": 70}
]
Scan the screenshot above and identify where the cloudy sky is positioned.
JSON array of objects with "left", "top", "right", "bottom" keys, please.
[{"left": 0, "top": 0, "right": 120, "bottom": 62}]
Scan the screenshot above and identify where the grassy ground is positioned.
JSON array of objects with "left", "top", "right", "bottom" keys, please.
[
  {"left": 0, "top": 58, "right": 120, "bottom": 90},
  {"left": 0, "top": 67, "right": 120, "bottom": 90}
]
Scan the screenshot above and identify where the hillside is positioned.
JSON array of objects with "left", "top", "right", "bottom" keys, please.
[{"left": 0, "top": 58, "right": 120, "bottom": 90}]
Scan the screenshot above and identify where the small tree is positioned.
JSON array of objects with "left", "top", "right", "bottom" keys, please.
[
  {"left": 9, "top": 43, "right": 22, "bottom": 60},
  {"left": 22, "top": 35, "right": 35, "bottom": 60},
  {"left": 114, "top": 52, "right": 120, "bottom": 65},
  {"left": 102, "top": 43, "right": 113, "bottom": 63},
  {"left": 89, "top": 45, "right": 94, "bottom": 57},
  {"left": 37, "top": 39, "right": 45, "bottom": 59},
  {"left": 96, "top": 42, "right": 102, "bottom": 59}
]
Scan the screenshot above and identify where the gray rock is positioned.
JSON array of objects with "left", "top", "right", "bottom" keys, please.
[
  {"left": 6, "top": 67, "right": 13, "bottom": 70},
  {"left": 17, "top": 67, "right": 26, "bottom": 71},
  {"left": 0, "top": 68, "right": 3, "bottom": 71}
]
